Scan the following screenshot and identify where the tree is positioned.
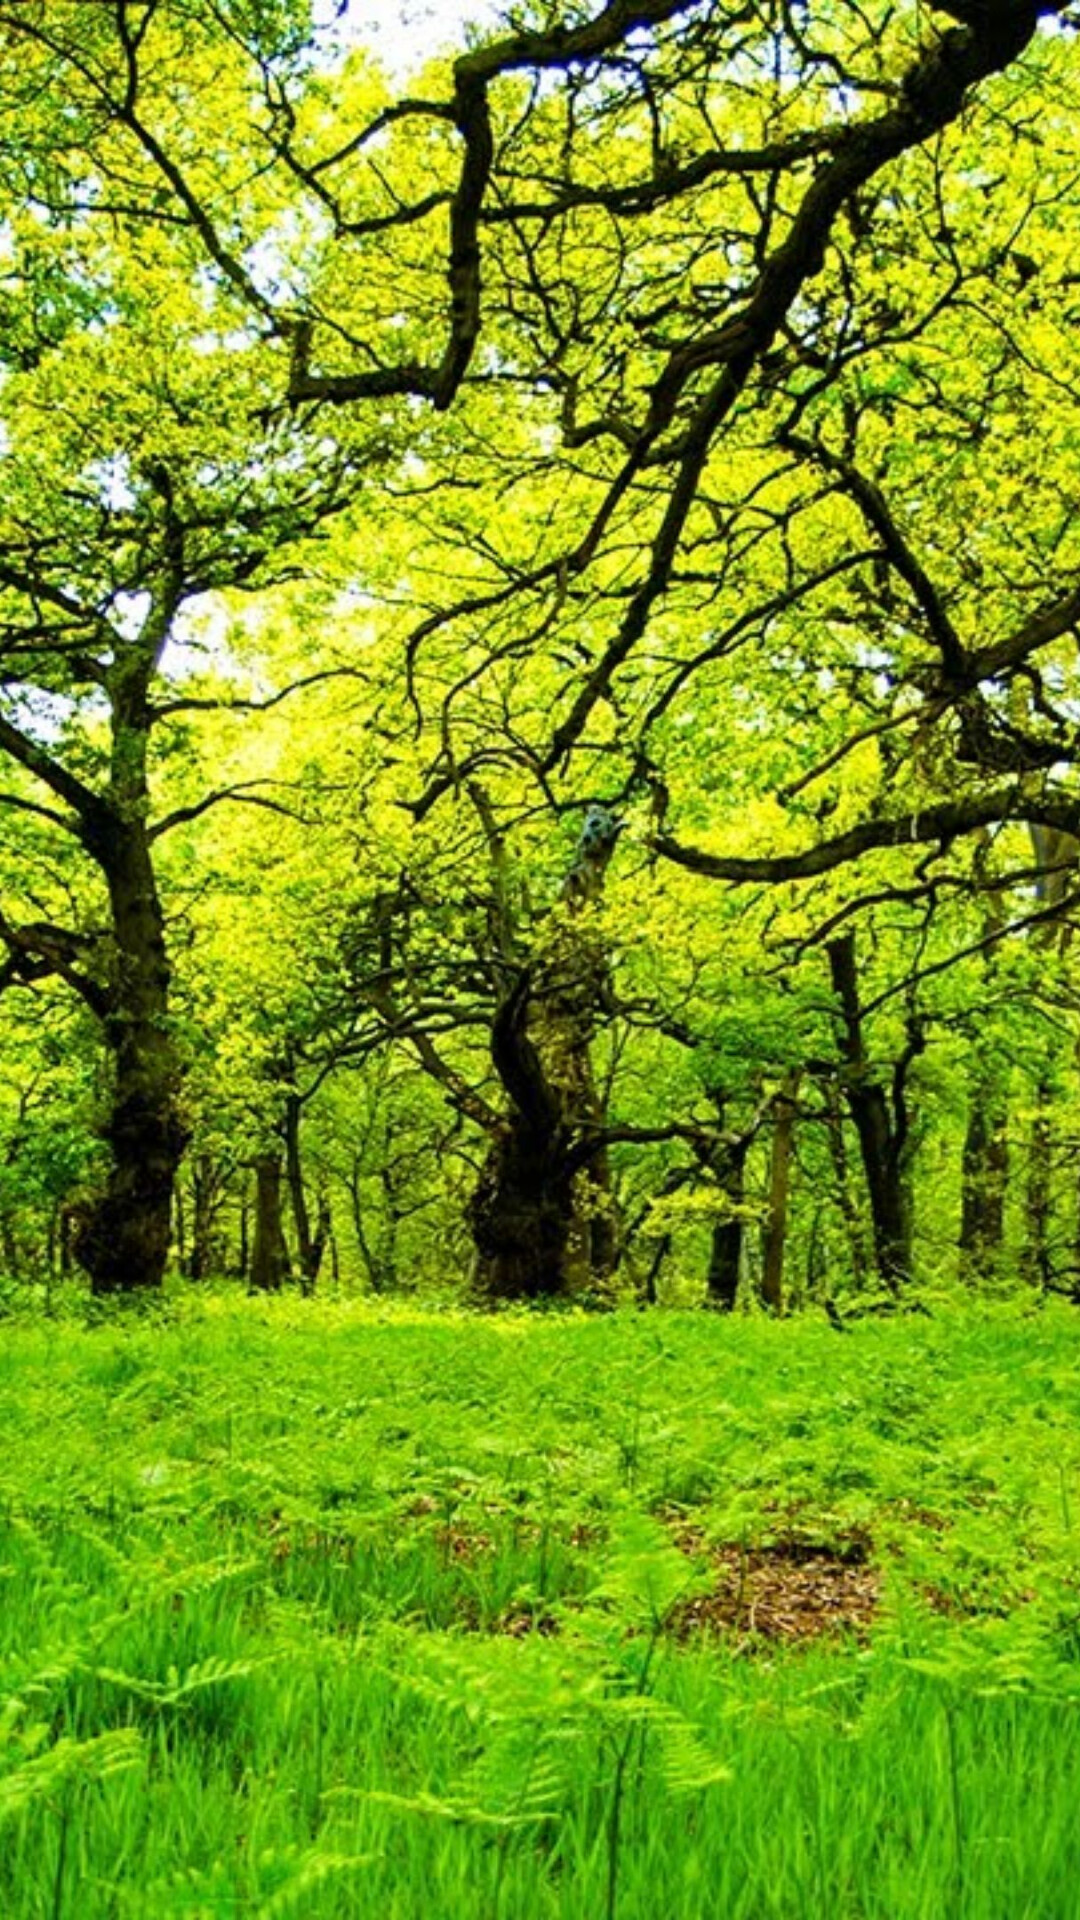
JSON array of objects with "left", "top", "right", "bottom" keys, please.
[
  {"left": 0, "top": 160, "right": 389, "bottom": 1290},
  {"left": 468, "top": 805, "right": 625, "bottom": 1299}
]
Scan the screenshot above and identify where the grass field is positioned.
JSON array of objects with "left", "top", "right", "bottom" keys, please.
[{"left": 1, "top": 1295, "right": 1079, "bottom": 1918}]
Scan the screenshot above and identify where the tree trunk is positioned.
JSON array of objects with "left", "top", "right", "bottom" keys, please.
[
  {"left": 187, "top": 1153, "right": 226, "bottom": 1281},
  {"left": 284, "top": 1090, "right": 329, "bottom": 1295},
  {"left": 472, "top": 912, "right": 619, "bottom": 1304},
  {"left": 348, "top": 1156, "right": 382, "bottom": 1291},
  {"left": 825, "top": 1087, "right": 870, "bottom": 1288},
  {"left": 705, "top": 1201, "right": 743, "bottom": 1310},
  {"left": 702, "top": 1128, "right": 750, "bottom": 1311},
  {"left": 828, "top": 934, "right": 920, "bottom": 1293},
  {"left": 805, "top": 1202, "right": 826, "bottom": 1298},
  {"left": 59, "top": 1203, "right": 76, "bottom": 1278},
  {"left": 248, "top": 1151, "right": 291, "bottom": 1293},
  {"left": 0, "top": 1211, "right": 20, "bottom": 1281},
  {"left": 850, "top": 1084, "right": 910, "bottom": 1290},
  {"left": 959, "top": 1078, "right": 1009, "bottom": 1278},
  {"left": 641, "top": 1231, "right": 671, "bottom": 1306},
  {"left": 1022, "top": 1086, "right": 1053, "bottom": 1290},
  {"left": 958, "top": 835, "right": 1010, "bottom": 1282},
  {"left": 761, "top": 1075, "right": 799, "bottom": 1313},
  {"left": 470, "top": 1110, "right": 577, "bottom": 1301},
  {"left": 74, "top": 819, "right": 188, "bottom": 1294}
]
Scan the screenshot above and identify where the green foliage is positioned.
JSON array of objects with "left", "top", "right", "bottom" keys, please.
[
  {"left": 2, "top": 2, "right": 1080, "bottom": 1897},
  {"left": 1, "top": 1299, "right": 1079, "bottom": 1914}
]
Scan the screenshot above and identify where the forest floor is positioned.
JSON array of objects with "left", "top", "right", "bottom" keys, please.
[{"left": 1, "top": 1295, "right": 1078, "bottom": 1918}]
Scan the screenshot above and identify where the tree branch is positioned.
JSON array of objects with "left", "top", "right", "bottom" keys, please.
[
  {"left": 149, "top": 782, "right": 309, "bottom": 840},
  {"left": 150, "top": 665, "right": 370, "bottom": 720},
  {"left": 0, "top": 910, "right": 111, "bottom": 1017},
  {"left": 0, "top": 791, "right": 83, "bottom": 838},
  {"left": 655, "top": 789, "right": 1080, "bottom": 884},
  {"left": 781, "top": 432, "right": 968, "bottom": 681},
  {"left": 538, "top": 1, "right": 1063, "bottom": 764},
  {"left": 0, "top": 712, "right": 111, "bottom": 844}
]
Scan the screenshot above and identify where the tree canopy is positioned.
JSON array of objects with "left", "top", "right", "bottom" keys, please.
[{"left": 2, "top": 0, "right": 1080, "bottom": 1307}]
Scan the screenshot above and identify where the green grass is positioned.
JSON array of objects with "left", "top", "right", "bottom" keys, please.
[{"left": 1, "top": 1294, "right": 1079, "bottom": 1917}]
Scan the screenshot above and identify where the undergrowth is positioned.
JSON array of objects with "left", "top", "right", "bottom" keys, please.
[{"left": 1, "top": 1295, "right": 1078, "bottom": 1916}]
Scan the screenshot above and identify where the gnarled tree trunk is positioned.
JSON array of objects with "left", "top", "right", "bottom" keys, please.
[
  {"left": 470, "top": 958, "right": 588, "bottom": 1300},
  {"left": 75, "top": 815, "right": 187, "bottom": 1295},
  {"left": 471, "top": 809, "right": 623, "bottom": 1302},
  {"left": 470, "top": 1117, "right": 576, "bottom": 1302}
]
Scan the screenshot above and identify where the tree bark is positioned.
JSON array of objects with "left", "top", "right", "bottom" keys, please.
[
  {"left": 471, "top": 951, "right": 620, "bottom": 1300},
  {"left": 470, "top": 1119, "right": 577, "bottom": 1301},
  {"left": 472, "top": 813, "right": 623, "bottom": 1303},
  {"left": 470, "top": 952, "right": 620, "bottom": 1301},
  {"left": 692, "top": 1091, "right": 756, "bottom": 1312},
  {"left": 248, "top": 1150, "right": 291, "bottom": 1293},
  {"left": 185, "top": 1153, "right": 228, "bottom": 1281},
  {"left": 284, "top": 1089, "right": 329, "bottom": 1295},
  {"left": 74, "top": 816, "right": 188, "bottom": 1294},
  {"left": 825, "top": 1085, "right": 870, "bottom": 1288},
  {"left": 174, "top": 1179, "right": 186, "bottom": 1276},
  {"left": 703, "top": 1131, "right": 749, "bottom": 1311},
  {"left": 35, "top": 624, "right": 192, "bottom": 1298},
  {"left": 828, "top": 934, "right": 920, "bottom": 1292},
  {"left": 348, "top": 1155, "right": 382, "bottom": 1292},
  {"left": 761, "top": 1074, "right": 799, "bottom": 1313},
  {"left": 641, "top": 1231, "right": 671, "bottom": 1306},
  {"left": 470, "top": 969, "right": 578, "bottom": 1300},
  {"left": 59, "top": 1203, "right": 76, "bottom": 1278}
]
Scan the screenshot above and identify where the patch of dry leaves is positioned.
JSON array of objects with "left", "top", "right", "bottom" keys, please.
[{"left": 667, "top": 1528, "right": 879, "bottom": 1646}]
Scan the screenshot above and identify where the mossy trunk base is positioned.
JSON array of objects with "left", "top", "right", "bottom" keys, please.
[{"left": 470, "top": 1126, "right": 576, "bottom": 1301}]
